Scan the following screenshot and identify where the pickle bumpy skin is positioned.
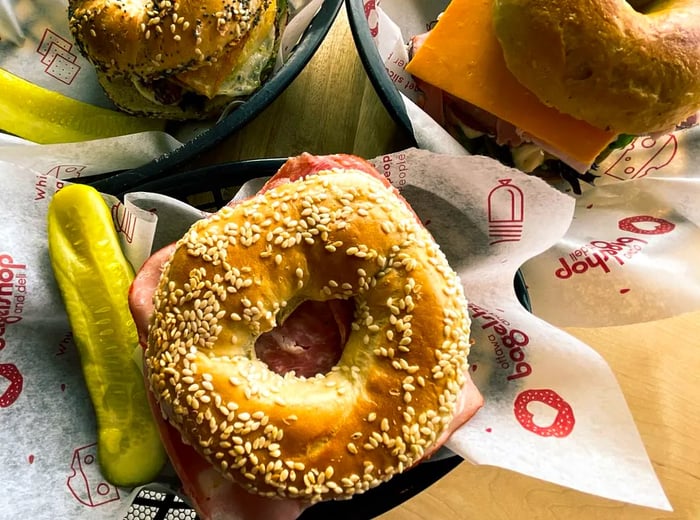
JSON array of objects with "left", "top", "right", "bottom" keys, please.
[
  {"left": 0, "top": 68, "right": 164, "bottom": 144},
  {"left": 48, "top": 184, "right": 166, "bottom": 487}
]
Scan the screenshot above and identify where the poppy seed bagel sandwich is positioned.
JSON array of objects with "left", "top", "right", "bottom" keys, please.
[{"left": 68, "top": 0, "right": 288, "bottom": 120}]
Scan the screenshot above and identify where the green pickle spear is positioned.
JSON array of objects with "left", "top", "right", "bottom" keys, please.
[
  {"left": 47, "top": 184, "right": 166, "bottom": 487},
  {"left": 0, "top": 68, "right": 166, "bottom": 144}
]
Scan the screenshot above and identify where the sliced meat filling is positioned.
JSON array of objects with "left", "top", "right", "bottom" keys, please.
[{"left": 254, "top": 299, "right": 354, "bottom": 377}]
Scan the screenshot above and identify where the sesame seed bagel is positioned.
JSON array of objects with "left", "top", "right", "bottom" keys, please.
[
  {"left": 145, "top": 161, "right": 474, "bottom": 502},
  {"left": 68, "top": 0, "right": 269, "bottom": 79},
  {"left": 493, "top": 0, "right": 700, "bottom": 134}
]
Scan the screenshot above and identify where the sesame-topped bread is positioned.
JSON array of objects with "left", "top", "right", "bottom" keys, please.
[
  {"left": 139, "top": 153, "right": 481, "bottom": 503},
  {"left": 68, "top": 0, "right": 285, "bottom": 119}
]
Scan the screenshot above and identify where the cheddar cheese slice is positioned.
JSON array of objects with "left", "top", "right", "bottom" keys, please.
[{"left": 405, "top": 0, "right": 616, "bottom": 170}]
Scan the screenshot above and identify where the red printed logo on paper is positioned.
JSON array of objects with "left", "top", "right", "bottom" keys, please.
[
  {"left": 554, "top": 236, "right": 648, "bottom": 279},
  {"left": 0, "top": 363, "right": 23, "bottom": 408},
  {"left": 488, "top": 179, "right": 524, "bottom": 245},
  {"left": 379, "top": 153, "right": 409, "bottom": 188},
  {"left": 513, "top": 388, "right": 575, "bottom": 438},
  {"left": 0, "top": 253, "right": 27, "bottom": 408},
  {"left": 469, "top": 302, "right": 532, "bottom": 382},
  {"left": 45, "top": 164, "right": 87, "bottom": 179},
  {"left": 36, "top": 29, "right": 81, "bottom": 85},
  {"left": 602, "top": 135, "right": 677, "bottom": 181},
  {"left": 67, "top": 444, "right": 120, "bottom": 507},
  {"left": 364, "top": 0, "right": 379, "bottom": 38},
  {"left": 35, "top": 168, "right": 75, "bottom": 201},
  {"left": 112, "top": 202, "right": 137, "bottom": 244},
  {"left": 619, "top": 215, "right": 675, "bottom": 235}
]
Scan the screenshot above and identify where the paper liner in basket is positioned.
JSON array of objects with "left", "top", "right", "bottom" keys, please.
[
  {"left": 520, "top": 127, "right": 700, "bottom": 327},
  {"left": 361, "top": 0, "right": 700, "bottom": 328},
  {"left": 0, "top": 149, "right": 671, "bottom": 518}
]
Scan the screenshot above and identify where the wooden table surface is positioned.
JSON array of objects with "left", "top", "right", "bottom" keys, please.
[{"left": 192, "top": 8, "right": 700, "bottom": 520}]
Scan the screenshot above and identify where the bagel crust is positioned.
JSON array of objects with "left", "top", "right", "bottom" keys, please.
[
  {"left": 493, "top": 0, "right": 700, "bottom": 134},
  {"left": 146, "top": 168, "right": 473, "bottom": 502},
  {"left": 68, "top": 0, "right": 269, "bottom": 79}
]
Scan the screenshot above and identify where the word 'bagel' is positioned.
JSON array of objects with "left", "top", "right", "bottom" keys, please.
[
  {"left": 493, "top": 0, "right": 700, "bottom": 134},
  {"left": 146, "top": 165, "right": 473, "bottom": 502}
]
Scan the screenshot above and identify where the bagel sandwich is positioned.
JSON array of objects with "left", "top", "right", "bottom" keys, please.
[
  {"left": 128, "top": 153, "right": 484, "bottom": 517},
  {"left": 68, "top": 0, "right": 288, "bottom": 120},
  {"left": 405, "top": 0, "right": 700, "bottom": 189}
]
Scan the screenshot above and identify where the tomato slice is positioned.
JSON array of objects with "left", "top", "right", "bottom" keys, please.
[
  {"left": 0, "top": 68, "right": 166, "bottom": 144},
  {"left": 48, "top": 184, "right": 166, "bottom": 487}
]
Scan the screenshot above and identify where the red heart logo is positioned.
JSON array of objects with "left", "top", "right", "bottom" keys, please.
[
  {"left": 618, "top": 215, "right": 675, "bottom": 235},
  {"left": 0, "top": 363, "right": 23, "bottom": 408},
  {"left": 513, "top": 388, "right": 575, "bottom": 438}
]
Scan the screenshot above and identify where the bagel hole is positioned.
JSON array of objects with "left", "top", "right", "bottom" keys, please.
[
  {"left": 626, "top": 0, "right": 654, "bottom": 12},
  {"left": 570, "top": 64, "right": 593, "bottom": 81},
  {"left": 254, "top": 298, "right": 355, "bottom": 378},
  {"left": 564, "top": 52, "right": 593, "bottom": 81}
]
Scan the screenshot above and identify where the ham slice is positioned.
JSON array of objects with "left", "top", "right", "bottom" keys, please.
[
  {"left": 254, "top": 299, "right": 354, "bottom": 377},
  {"left": 128, "top": 153, "right": 484, "bottom": 519},
  {"left": 257, "top": 152, "right": 383, "bottom": 191}
]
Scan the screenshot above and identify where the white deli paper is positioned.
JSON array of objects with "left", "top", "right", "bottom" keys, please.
[
  {"left": 0, "top": 149, "right": 671, "bottom": 519},
  {"left": 521, "top": 128, "right": 700, "bottom": 327},
  {"left": 0, "top": 0, "right": 324, "bottom": 175},
  {"left": 361, "top": 0, "right": 700, "bottom": 327}
]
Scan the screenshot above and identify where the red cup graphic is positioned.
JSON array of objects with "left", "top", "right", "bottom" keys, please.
[{"left": 488, "top": 179, "right": 524, "bottom": 245}]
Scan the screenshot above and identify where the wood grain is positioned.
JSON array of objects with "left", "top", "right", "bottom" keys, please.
[
  {"left": 190, "top": 7, "right": 413, "bottom": 170},
  {"left": 191, "top": 8, "right": 700, "bottom": 520}
]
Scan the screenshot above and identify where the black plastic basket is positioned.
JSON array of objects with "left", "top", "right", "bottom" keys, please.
[
  {"left": 125, "top": 454, "right": 464, "bottom": 520},
  {"left": 119, "top": 158, "right": 530, "bottom": 519},
  {"left": 345, "top": 0, "right": 417, "bottom": 142},
  {"left": 126, "top": 488, "right": 197, "bottom": 520},
  {"left": 84, "top": 0, "right": 343, "bottom": 198}
]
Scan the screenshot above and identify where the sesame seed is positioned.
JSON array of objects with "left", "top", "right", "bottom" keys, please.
[{"left": 381, "top": 418, "right": 390, "bottom": 432}]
